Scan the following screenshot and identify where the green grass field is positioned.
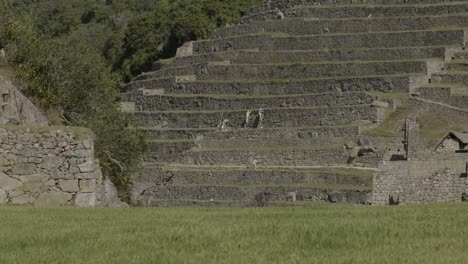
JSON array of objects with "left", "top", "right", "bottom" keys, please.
[{"left": 1, "top": 203, "right": 468, "bottom": 264}]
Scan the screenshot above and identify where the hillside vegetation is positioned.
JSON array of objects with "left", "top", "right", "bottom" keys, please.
[
  {"left": 0, "top": 0, "right": 263, "bottom": 198},
  {"left": 1, "top": 204, "right": 468, "bottom": 263}
]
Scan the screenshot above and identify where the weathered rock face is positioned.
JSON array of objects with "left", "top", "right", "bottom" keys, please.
[
  {"left": 0, "top": 126, "right": 103, "bottom": 207},
  {"left": 0, "top": 76, "right": 49, "bottom": 126}
]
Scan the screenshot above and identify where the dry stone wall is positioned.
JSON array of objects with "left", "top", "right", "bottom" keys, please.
[
  {"left": 0, "top": 126, "right": 102, "bottom": 207},
  {"left": 373, "top": 154, "right": 468, "bottom": 205}
]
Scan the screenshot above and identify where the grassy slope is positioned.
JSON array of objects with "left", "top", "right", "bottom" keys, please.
[{"left": 1, "top": 204, "right": 468, "bottom": 263}]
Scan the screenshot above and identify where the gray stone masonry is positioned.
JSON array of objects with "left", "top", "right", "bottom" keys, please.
[
  {"left": 0, "top": 126, "right": 102, "bottom": 207},
  {"left": 240, "top": 2, "right": 468, "bottom": 23},
  {"left": 168, "top": 48, "right": 447, "bottom": 69},
  {"left": 215, "top": 15, "right": 468, "bottom": 38},
  {"left": 373, "top": 154, "right": 468, "bottom": 205},
  {"left": 193, "top": 30, "right": 465, "bottom": 54},
  {"left": 123, "top": 76, "right": 414, "bottom": 96}
]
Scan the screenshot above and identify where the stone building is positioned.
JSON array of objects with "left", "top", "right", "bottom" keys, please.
[
  {"left": 373, "top": 120, "right": 468, "bottom": 205},
  {"left": 435, "top": 131, "right": 468, "bottom": 153}
]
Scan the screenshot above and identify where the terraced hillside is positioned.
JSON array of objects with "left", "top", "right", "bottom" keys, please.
[{"left": 123, "top": 0, "right": 468, "bottom": 207}]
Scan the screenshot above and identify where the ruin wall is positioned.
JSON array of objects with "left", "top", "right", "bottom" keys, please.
[
  {"left": 372, "top": 154, "right": 468, "bottom": 205},
  {"left": 0, "top": 126, "right": 103, "bottom": 207}
]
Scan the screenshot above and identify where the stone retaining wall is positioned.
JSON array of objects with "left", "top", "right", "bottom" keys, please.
[
  {"left": 240, "top": 3, "right": 468, "bottom": 23},
  {"left": 123, "top": 76, "right": 413, "bottom": 96},
  {"left": 131, "top": 92, "right": 375, "bottom": 111},
  {"left": 0, "top": 126, "right": 102, "bottom": 207},
  {"left": 193, "top": 30, "right": 464, "bottom": 54},
  {"left": 372, "top": 154, "right": 468, "bottom": 205},
  {"left": 170, "top": 48, "right": 447, "bottom": 67},
  {"left": 129, "top": 105, "right": 379, "bottom": 128},
  {"left": 215, "top": 15, "right": 468, "bottom": 38}
]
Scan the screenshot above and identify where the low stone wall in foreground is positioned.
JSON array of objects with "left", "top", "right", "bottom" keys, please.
[{"left": 0, "top": 126, "right": 102, "bottom": 207}]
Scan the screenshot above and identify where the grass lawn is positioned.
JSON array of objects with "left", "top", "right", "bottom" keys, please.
[{"left": 1, "top": 203, "right": 468, "bottom": 264}]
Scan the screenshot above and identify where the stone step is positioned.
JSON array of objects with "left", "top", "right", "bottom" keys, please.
[
  {"left": 124, "top": 92, "right": 376, "bottom": 111},
  {"left": 164, "top": 47, "right": 448, "bottom": 69},
  {"left": 215, "top": 14, "right": 468, "bottom": 38},
  {"left": 135, "top": 184, "right": 372, "bottom": 206},
  {"left": 128, "top": 105, "right": 380, "bottom": 128},
  {"left": 138, "top": 166, "right": 374, "bottom": 187},
  {"left": 124, "top": 74, "right": 420, "bottom": 95},
  {"left": 193, "top": 29, "right": 465, "bottom": 54},
  {"left": 240, "top": 2, "right": 468, "bottom": 22},
  {"left": 137, "top": 125, "right": 361, "bottom": 140},
  {"left": 140, "top": 60, "right": 431, "bottom": 82}
]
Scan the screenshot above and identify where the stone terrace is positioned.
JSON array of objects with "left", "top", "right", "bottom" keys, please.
[{"left": 122, "top": 0, "right": 468, "bottom": 206}]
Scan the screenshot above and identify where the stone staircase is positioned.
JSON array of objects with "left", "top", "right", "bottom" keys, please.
[{"left": 122, "top": 0, "right": 468, "bottom": 207}]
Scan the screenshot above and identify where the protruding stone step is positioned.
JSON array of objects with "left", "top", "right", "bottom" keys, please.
[
  {"left": 216, "top": 14, "right": 468, "bottom": 38},
  {"left": 128, "top": 105, "right": 379, "bottom": 128},
  {"left": 193, "top": 29, "right": 465, "bottom": 54}
]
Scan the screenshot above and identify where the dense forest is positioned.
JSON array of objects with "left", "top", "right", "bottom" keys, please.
[{"left": 0, "top": 0, "right": 264, "bottom": 198}]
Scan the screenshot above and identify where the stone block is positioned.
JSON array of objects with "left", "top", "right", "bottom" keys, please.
[
  {"left": 78, "top": 161, "right": 96, "bottom": 173},
  {"left": 19, "top": 148, "right": 37, "bottom": 158},
  {"left": 72, "top": 149, "right": 93, "bottom": 159},
  {"left": 79, "top": 180, "right": 96, "bottom": 193},
  {"left": 11, "top": 194, "right": 34, "bottom": 205},
  {"left": 50, "top": 171, "right": 73, "bottom": 180},
  {"left": 120, "top": 102, "right": 136, "bottom": 113},
  {"left": 8, "top": 189, "right": 24, "bottom": 198},
  {"left": 23, "top": 181, "right": 43, "bottom": 194},
  {"left": 12, "top": 163, "right": 36, "bottom": 175},
  {"left": 18, "top": 173, "right": 49, "bottom": 183},
  {"left": 35, "top": 192, "right": 72, "bottom": 207},
  {"left": 75, "top": 193, "right": 96, "bottom": 207},
  {"left": 41, "top": 155, "right": 64, "bottom": 170},
  {"left": 76, "top": 172, "right": 97, "bottom": 180},
  {"left": 59, "top": 180, "right": 79, "bottom": 193},
  {"left": 0, "top": 156, "right": 9, "bottom": 166},
  {"left": 82, "top": 139, "right": 93, "bottom": 149},
  {"left": 0, "top": 188, "right": 7, "bottom": 204},
  {"left": 0, "top": 173, "right": 22, "bottom": 191}
]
